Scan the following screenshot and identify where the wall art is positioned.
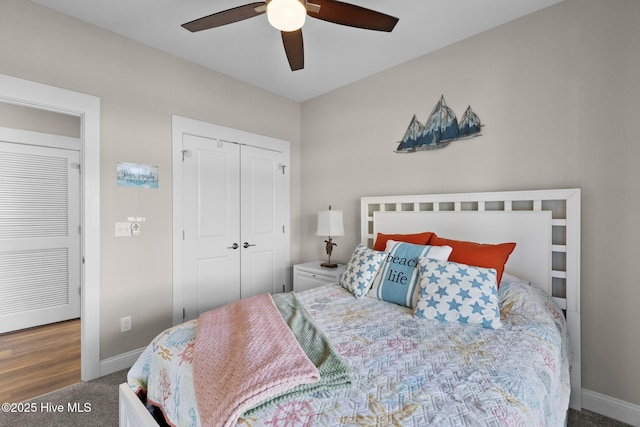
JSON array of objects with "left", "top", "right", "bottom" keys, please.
[
  {"left": 396, "top": 95, "right": 482, "bottom": 152},
  {"left": 117, "top": 162, "right": 159, "bottom": 189}
]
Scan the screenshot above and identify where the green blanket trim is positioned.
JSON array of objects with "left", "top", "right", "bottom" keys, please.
[{"left": 242, "top": 292, "right": 352, "bottom": 418}]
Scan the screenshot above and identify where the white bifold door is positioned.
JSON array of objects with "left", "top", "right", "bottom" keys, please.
[
  {"left": 181, "top": 134, "right": 286, "bottom": 320},
  {"left": 0, "top": 133, "right": 81, "bottom": 334}
]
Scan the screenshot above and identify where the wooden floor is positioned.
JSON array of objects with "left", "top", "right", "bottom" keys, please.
[{"left": 0, "top": 319, "right": 80, "bottom": 403}]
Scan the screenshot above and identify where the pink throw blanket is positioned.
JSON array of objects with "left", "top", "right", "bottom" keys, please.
[{"left": 193, "top": 294, "right": 320, "bottom": 427}]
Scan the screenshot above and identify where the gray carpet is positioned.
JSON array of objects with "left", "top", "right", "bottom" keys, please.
[
  {"left": 0, "top": 369, "right": 632, "bottom": 426},
  {"left": 568, "top": 408, "right": 633, "bottom": 427},
  {"left": 0, "top": 369, "right": 125, "bottom": 427}
]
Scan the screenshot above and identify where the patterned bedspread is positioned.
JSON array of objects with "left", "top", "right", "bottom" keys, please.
[{"left": 128, "top": 274, "right": 571, "bottom": 426}]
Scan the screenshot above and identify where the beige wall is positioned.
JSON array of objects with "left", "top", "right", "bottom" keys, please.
[
  {"left": 0, "top": 103, "right": 80, "bottom": 137},
  {"left": 300, "top": 0, "right": 640, "bottom": 407},
  {"left": 0, "top": 0, "right": 302, "bottom": 359}
]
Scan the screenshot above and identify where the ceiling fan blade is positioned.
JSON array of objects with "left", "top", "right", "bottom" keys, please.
[
  {"left": 307, "top": 0, "right": 398, "bottom": 32},
  {"left": 182, "top": 2, "right": 266, "bottom": 32},
  {"left": 281, "top": 29, "right": 304, "bottom": 71}
]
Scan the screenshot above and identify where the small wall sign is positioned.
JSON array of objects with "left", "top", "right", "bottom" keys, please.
[{"left": 117, "top": 162, "right": 159, "bottom": 189}]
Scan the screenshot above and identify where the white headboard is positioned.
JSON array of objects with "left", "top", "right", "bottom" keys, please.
[
  {"left": 374, "top": 210, "right": 552, "bottom": 296},
  {"left": 361, "top": 188, "right": 581, "bottom": 410}
]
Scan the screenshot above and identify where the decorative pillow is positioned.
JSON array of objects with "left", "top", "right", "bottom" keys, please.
[
  {"left": 340, "top": 244, "right": 387, "bottom": 298},
  {"left": 369, "top": 240, "right": 452, "bottom": 308},
  {"left": 372, "top": 232, "right": 433, "bottom": 251},
  {"left": 414, "top": 258, "right": 502, "bottom": 329},
  {"left": 428, "top": 234, "right": 516, "bottom": 287}
]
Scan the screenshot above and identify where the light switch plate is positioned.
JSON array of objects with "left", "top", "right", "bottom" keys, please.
[{"left": 115, "top": 222, "right": 132, "bottom": 237}]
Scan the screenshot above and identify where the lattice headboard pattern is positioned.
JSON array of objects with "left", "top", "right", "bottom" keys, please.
[{"left": 361, "top": 188, "right": 581, "bottom": 409}]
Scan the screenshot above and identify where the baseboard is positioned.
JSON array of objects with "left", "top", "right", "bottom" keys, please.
[
  {"left": 99, "top": 347, "right": 145, "bottom": 377},
  {"left": 582, "top": 388, "right": 640, "bottom": 426}
]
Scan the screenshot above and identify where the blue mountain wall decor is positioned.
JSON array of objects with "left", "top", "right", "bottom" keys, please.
[{"left": 396, "top": 95, "right": 482, "bottom": 152}]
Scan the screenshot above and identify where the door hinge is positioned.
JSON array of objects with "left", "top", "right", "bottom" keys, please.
[
  {"left": 182, "top": 230, "right": 185, "bottom": 240},
  {"left": 282, "top": 284, "right": 285, "bottom": 292},
  {"left": 282, "top": 225, "right": 285, "bottom": 234},
  {"left": 183, "top": 308, "right": 186, "bottom": 320}
]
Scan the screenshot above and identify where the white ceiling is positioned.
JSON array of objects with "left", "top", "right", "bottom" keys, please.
[{"left": 32, "top": 0, "right": 562, "bottom": 102}]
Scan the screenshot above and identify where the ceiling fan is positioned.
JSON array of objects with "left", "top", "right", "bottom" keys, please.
[{"left": 181, "top": 0, "right": 399, "bottom": 71}]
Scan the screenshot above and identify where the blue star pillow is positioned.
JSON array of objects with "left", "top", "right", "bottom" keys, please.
[
  {"left": 414, "top": 258, "right": 502, "bottom": 329},
  {"left": 340, "top": 244, "right": 387, "bottom": 299}
]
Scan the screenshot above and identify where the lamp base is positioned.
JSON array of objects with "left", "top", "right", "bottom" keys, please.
[{"left": 320, "top": 262, "right": 338, "bottom": 269}]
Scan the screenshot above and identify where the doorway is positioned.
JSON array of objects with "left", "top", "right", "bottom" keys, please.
[
  {"left": 0, "top": 108, "right": 82, "bottom": 401},
  {"left": 0, "top": 73, "right": 101, "bottom": 381}
]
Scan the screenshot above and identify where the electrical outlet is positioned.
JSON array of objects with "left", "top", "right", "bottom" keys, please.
[{"left": 120, "top": 316, "right": 132, "bottom": 332}]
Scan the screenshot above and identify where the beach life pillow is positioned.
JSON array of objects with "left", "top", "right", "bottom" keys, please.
[
  {"left": 372, "top": 232, "right": 433, "bottom": 251},
  {"left": 369, "top": 240, "right": 452, "bottom": 308},
  {"left": 340, "top": 244, "right": 387, "bottom": 299},
  {"left": 414, "top": 258, "right": 502, "bottom": 329},
  {"left": 428, "top": 234, "right": 516, "bottom": 287}
]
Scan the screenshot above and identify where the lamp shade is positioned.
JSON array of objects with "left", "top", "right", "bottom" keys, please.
[
  {"left": 266, "top": 0, "right": 306, "bottom": 32},
  {"left": 315, "top": 209, "right": 344, "bottom": 237}
]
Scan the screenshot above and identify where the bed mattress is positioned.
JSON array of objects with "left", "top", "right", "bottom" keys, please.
[{"left": 128, "top": 274, "right": 570, "bottom": 426}]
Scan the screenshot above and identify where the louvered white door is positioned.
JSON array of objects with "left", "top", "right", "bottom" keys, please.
[{"left": 0, "top": 139, "right": 80, "bottom": 333}]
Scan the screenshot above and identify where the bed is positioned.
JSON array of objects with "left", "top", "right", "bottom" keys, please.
[{"left": 119, "top": 188, "right": 581, "bottom": 427}]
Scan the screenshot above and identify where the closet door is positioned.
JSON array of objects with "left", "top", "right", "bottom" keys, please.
[
  {"left": 174, "top": 116, "right": 290, "bottom": 323},
  {"left": 182, "top": 135, "right": 240, "bottom": 319},
  {"left": 0, "top": 138, "right": 80, "bottom": 333},
  {"left": 240, "top": 145, "right": 286, "bottom": 298}
]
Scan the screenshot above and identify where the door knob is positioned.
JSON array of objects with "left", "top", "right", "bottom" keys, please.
[
  {"left": 243, "top": 242, "right": 257, "bottom": 248},
  {"left": 227, "top": 243, "right": 239, "bottom": 250}
]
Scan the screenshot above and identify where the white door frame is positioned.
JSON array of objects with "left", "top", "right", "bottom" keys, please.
[
  {"left": 172, "top": 115, "right": 290, "bottom": 325},
  {"left": 0, "top": 74, "right": 101, "bottom": 381}
]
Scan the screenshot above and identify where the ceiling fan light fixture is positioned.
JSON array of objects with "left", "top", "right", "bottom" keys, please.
[{"left": 266, "top": 0, "right": 307, "bottom": 32}]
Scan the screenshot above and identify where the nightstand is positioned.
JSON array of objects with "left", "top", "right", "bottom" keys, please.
[{"left": 293, "top": 261, "right": 346, "bottom": 292}]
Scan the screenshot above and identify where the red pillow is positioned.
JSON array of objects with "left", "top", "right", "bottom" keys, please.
[
  {"left": 373, "top": 232, "right": 433, "bottom": 251},
  {"left": 428, "top": 234, "right": 516, "bottom": 287}
]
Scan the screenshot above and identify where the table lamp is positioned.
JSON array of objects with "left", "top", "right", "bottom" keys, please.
[{"left": 315, "top": 205, "right": 344, "bottom": 268}]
